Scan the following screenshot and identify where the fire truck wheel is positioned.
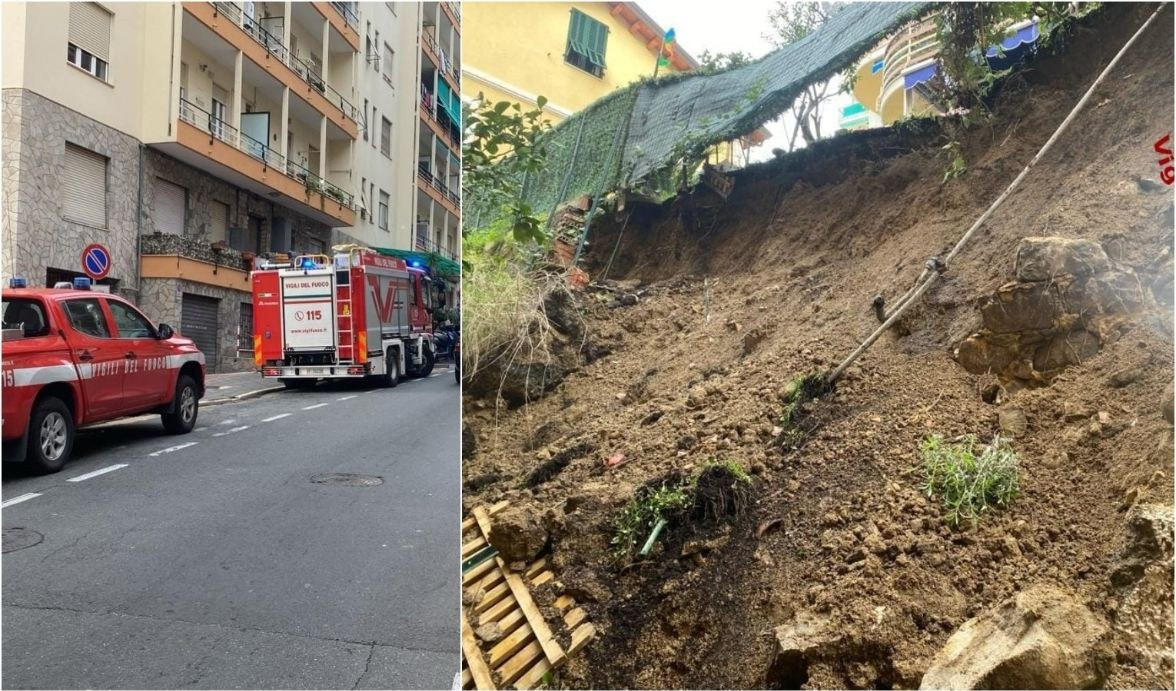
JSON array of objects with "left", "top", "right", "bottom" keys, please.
[
  {"left": 162, "top": 375, "right": 200, "bottom": 434},
  {"left": 380, "top": 349, "right": 399, "bottom": 388},
  {"left": 419, "top": 348, "right": 436, "bottom": 377},
  {"left": 25, "top": 396, "right": 74, "bottom": 473}
]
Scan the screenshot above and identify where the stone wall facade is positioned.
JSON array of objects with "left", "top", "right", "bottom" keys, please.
[
  {"left": 139, "top": 277, "right": 254, "bottom": 373},
  {"left": 2, "top": 88, "right": 141, "bottom": 298}
]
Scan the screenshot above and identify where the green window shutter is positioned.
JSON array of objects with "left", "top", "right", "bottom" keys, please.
[{"left": 567, "top": 9, "right": 606, "bottom": 68}]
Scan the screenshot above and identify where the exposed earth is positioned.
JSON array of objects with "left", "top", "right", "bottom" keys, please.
[{"left": 463, "top": 5, "right": 1175, "bottom": 688}]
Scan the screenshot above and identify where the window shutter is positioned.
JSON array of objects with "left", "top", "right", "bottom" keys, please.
[
  {"left": 590, "top": 18, "right": 608, "bottom": 67},
  {"left": 153, "top": 178, "right": 186, "bottom": 235},
  {"left": 63, "top": 143, "right": 107, "bottom": 228},
  {"left": 209, "top": 200, "right": 229, "bottom": 242},
  {"left": 384, "top": 44, "right": 394, "bottom": 76},
  {"left": 69, "top": 2, "right": 111, "bottom": 61},
  {"left": 381, "top": 118, "right": 391, "bottom": 155}
]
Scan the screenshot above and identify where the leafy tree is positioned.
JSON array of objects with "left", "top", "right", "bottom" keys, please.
[
  {"left": 462, "top": 94, "right": 552, "bottom": 245},
  {"left": 764, "top": 2, "right": 845, "bottom": 150},
  {"left": 697, "top": 50, "right": 753, "bottom": 74}
]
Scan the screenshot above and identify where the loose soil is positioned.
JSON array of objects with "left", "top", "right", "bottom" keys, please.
[{"left": 463, "top": 5, "right": 1175, "bottom": 688}]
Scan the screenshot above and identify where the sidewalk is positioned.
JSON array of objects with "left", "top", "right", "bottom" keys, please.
[{"left": 203, "top": 370, "right": 284, "bottom": 405}]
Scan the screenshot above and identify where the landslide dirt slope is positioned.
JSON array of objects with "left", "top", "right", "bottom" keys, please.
[{"left": 463, "top": 5, "right": 1174, "bottom": 688}]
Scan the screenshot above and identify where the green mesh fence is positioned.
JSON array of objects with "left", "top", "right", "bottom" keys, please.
[{"left": 467, "top": 2, "right": 931, "bottom": 229}]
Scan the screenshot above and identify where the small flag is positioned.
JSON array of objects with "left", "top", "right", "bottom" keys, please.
[{"left": 658, "top": 28, "right": 676, "bottom": 68}]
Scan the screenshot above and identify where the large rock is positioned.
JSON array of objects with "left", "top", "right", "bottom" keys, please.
[
  {"left": 920, "top": 585, "right": 1112, "bottom": 689},
  {"left": 1015, "top": 237, "right": 1110, "bottom": 282},
  {"left": 768, "top": 611, "right": 840, "bottom": 688},
  {"left": 488, "top": 505, "right": 548, "bottom": 563}
]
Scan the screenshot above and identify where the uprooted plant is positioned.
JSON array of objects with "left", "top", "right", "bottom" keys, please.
[
  {"left": 920, "top": 433, "right": 1020, "bottom": 527},
  {"left": 777, "top": 372, "right": 831, "bottom": 447},
  {"left": 611, "top": 461, "right": 754, "bottom": 561}
]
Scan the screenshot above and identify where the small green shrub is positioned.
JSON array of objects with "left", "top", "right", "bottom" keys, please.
[
  {"left": 611, "top": 484, "right": 691, "bottom": 559},
  {"left": 697, "top": 458, "right": 753, "bottom": 486},
  {"left": 921, "top": 434, "right": 1019, "bottom": 527},
  {"left": 778, "top": 372, "right": 828, "bottom": 444}
]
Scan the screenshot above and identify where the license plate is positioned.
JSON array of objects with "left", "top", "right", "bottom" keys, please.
[{"left": 303, "top": 367, "right": 329, "bottom": 376}]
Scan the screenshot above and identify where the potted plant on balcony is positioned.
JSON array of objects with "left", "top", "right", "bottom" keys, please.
[
  {"left": 305, "top": 177, "right": 322, "bottom": 197},
  {"left": 210, "top": 240, "right": 229, "bottom": 252},
  {"left": 240, "top": 250, "right": 257, "bottom": 270}
]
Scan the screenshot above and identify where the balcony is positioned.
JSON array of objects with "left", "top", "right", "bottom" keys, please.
[
  {"left": 421, "top": 30, "right": 460, "bottom": 92},
  {"left": 441, "top": 2, "right": 461, "bottom": 31},
  {"left": 162, "top": 97, "right": 355, "bottom": 227},
  {"left": 419, "top": 89, "right": 461, "bottom": 155},
  {"left": 139, "top": 233, "right": 252, "bottom": 292},
  {"left": 313, "top": 1, "right": 361, "bottom": 51},
  {"left": 416, "top": 164, "right": 460, "bottom": 216},
  {"left": 189, "top": 2, "right": 358, "bottom": 138}
]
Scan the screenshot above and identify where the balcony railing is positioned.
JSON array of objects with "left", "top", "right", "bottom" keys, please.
[
  {"left": 179, "top": 97, "right": 354, "bottom": 210},
  {"left": 419, "top": 91, "right": 461, "bottom": 152},
  {"left": 442, "top": 1, "right": 461, "bottom": 24},
  {"left": 329, "top": 1, "right": 359, "bottom": 31},
  {"left": 209, "top": 1, "right": 357, "bottom": 123},
  {"left": 414, "top": 233, "right": 458, "bottom": 261},
  {"left": 880, "top": 17, "right": 940, "bottom": 104},
  {"left": 416, "top": 165, "right": 460, "bottom": 207}
]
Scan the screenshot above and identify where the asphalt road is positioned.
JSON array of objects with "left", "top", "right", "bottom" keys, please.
[{"left": 2, "top": 369, "right": 460, "bottom": 689}]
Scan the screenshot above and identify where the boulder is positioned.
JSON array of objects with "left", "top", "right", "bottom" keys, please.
[
  {"left": 768, "top": 611, "right": 840, "bottom": 688},
  {"left": 488, "top": 505, "right": 548, "bottom": 563},
  {"left": 920, "top": 584, "right": 1112, "bottom": 689},
  {"left": 1015, "top": 237, "right": 1110, "bottom": 282},
  {"left": 997, "top": 408, "right": 1028, "bottom": 438},
  {"left": 978, "top": 282, "right": 1061, "bottom": 334}
]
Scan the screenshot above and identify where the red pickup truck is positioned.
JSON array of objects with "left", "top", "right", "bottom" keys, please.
[{"left": 2, "top": 286, "right": 206, "bottom": 473}]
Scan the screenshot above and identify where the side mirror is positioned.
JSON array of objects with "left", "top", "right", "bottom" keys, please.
[{"left": 157, "top": 323, "right": 174, "bottom": 340}]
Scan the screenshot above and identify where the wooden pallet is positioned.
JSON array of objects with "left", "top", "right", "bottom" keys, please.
[{"left": 460, "top": 502, "right": 596, "bottom": 690}]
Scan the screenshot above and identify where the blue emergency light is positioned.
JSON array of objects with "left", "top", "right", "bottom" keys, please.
[
  {"left": 8, "top": 276, "right": 27, "bottom": 288},
  {"left": 409, "top": 260, "right": 422, "bottom": 268},
  {"left": 299, "top": 256, "right": 318, "bottom": 269},
  {"left": 73, "top": 277, "right": 92, "bottom": 290}
]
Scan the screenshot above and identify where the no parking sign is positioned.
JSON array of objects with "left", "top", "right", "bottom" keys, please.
[{"left": 81, "top": 243, "right": 111, "bottom": 280}]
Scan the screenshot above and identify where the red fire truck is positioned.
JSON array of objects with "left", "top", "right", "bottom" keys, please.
[{"left": 251, "top": 248, "right": 436, "bottom": 387}]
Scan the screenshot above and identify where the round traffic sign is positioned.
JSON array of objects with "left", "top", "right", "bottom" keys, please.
[{"left": 81, "top": 243, "right": 111, "bottom": 280}]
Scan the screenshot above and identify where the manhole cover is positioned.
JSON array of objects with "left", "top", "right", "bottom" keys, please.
[
  {"left": 3, "top": 527, "right": 44, "bottom": 553},
  {"left": 310, "top": 473, "right": 383, "bottom": 486}
]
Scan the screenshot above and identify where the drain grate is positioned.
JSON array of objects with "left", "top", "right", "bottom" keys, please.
[
  {"left": 310, "top": 473, "right": 383, "bottom": 486},
  {"left": 3, "top": 527, "right": 44, "bottom": 553}
]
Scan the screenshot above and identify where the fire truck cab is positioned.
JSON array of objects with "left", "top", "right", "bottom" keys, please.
[{"left": 251, "top": 248, "right": 436, "bottom": 387}]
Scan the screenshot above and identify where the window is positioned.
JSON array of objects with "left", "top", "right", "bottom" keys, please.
[
  {"left": 380, "top": 117, "right": 391, "bottom": 157},
  {"left": 63, "top": 143, "right": 107, "bottom": 229},
  {"left": 565, "top": 8, "right": 608, "bottom": 77},
  {"left": 209, "top": 200, "right": 229, "bottom": 243},
  {"left": 378, "top": 190, "right": 389, "bottom": 230},
  {"left": 2, "top": 298, "right": 49, "bottom": 338},
  {"left": 153, "top": 178, "right": 186, "bottom": 235},
  {"left": 62, "top": 298, "right": 110, "bottom": 338},
  {"left": 383, "top": 43, "right": 395, "bottom": 85},
  {"left": 371, "top": 106, "right": 377, "bottom": 148},
  {"left": 360, "top": 176, "right": 367, "bottom": 220},
  {"left": 108, "top": 300, "right": 155, "bottom": 339},
  {"left": 238, "top": 303, "right": 253, "bottom": 352},
  {"left": 374, "top": 30, "right": 381, "bottom": 71},
  {"left": 362, "top": 98, "right": 369, "bottom": 140},
  {"left": 67, "top": 2, "right": 111, "bottom": 81}
]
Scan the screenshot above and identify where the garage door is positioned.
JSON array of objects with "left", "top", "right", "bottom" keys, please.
[{"left": 181, "top": 293, "right": 220, "bottom": 372}]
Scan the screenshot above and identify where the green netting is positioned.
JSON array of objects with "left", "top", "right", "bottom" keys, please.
[
  {"left": 467, "top": 2, "right": 931, "bottom": 228},
  {"left": 373, "top": 247, "right": 460, "bottom": 278}
]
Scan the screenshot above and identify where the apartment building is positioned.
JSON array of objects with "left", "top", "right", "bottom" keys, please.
[
  {"left": 1, "top": 1, "right": 432, "bottom": 372},
  {"left": 414, "top": 2, "right": 460, "bottom": 263}
]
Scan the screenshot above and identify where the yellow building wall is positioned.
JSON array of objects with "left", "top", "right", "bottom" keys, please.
[{"left": 464, "top": 2, "right": 683, "bottom": 124}]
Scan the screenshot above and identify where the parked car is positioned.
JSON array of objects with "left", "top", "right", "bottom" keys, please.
[{"left": 1, "top": 279, "right": 206, "bottom": 473}]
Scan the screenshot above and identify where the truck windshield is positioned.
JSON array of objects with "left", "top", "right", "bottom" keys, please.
[{"left": 2, "top": 298, "right": 50, "bottom": 337}]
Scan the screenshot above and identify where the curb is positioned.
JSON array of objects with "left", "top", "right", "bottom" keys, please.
[{"left": 203, "top": 386, "right": 285, "bottom": 407}]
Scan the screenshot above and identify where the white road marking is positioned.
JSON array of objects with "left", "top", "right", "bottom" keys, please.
[
  {"left": 1, "top": 493, "right": 42, "bottom": 509},
  {"left": 429, "top": 372, "right": 442, "bottom": 377},
  {"left": 302, "top": 403, "right": 329, "bottom": 410},
  {"left": 67, "top": 464, "right": 129, "bottom": 482},
  {"left": 150, "top": 441, "right": 199, "bottom": 456},
  {"left": 261, "top": 413, "right": 292, "bottom": 422},
  {"left": 220, "top": 419, "right": 236, "bottom": 425},
  {"left": 337, "top": 395, "right": 358, "bottom": 401},
  {"left": 212, "top": 426, "right": 250, "bottom": 437}
]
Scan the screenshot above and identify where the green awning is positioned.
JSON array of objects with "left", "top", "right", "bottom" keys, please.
[
  {"left": 438, "top": 80, "right": 460, "bottom": 123},
  {"left": 373, "top": 246, "right": 460, "bottom": 278}
]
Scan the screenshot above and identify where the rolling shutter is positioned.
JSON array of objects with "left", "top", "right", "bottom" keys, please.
[
  {"left": 209, "top": 200, "right": 229, "bottom": 243},
  {"left": 181, "top": 293, "right": 220, "bottom": 372},
  {"left": 63, "top": 143, "right": 107, "bottom": 228},
  {"left": 69, "top": 2, "right": 111, "bottom": 61},
  {"left": 154, "top": 178, "right": 186, "bottom": 235}
]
